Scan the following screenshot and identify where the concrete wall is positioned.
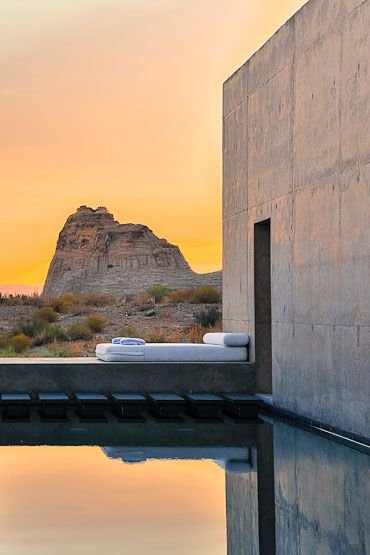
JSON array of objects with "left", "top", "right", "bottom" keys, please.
[{"left": 223, "top": 0, "right": 370, "bottom": 438}]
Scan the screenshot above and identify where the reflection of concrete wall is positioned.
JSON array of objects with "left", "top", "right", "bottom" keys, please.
[
  {"left": 226, "top": 424, "right": 275, "bottom": 555},
  {"left": 274, "top": 422, "right": 370, "bottom": 554},
  {"left": 225, "top": 422, "right": 369, "bottom": 554},
  {"left": 223, "top": 0, "right": 370, "bottom": 438},
  {"left": 226, "top": 470, "right": 259, "bottom": 555}
]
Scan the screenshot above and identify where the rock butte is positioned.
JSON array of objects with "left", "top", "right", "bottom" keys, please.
[{"left": 43, "top": 206, "right": 222, "bottom": 298}]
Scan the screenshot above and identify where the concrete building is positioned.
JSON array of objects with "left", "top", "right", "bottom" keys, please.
[{"left": 223, "top": 0, "right": 370, "bottom": 440}]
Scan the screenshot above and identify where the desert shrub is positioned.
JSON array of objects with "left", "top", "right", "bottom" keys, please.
[
  {"left": 67, "top": 322, "right": 93, "bottom": 340},
  {"left": 48, "top": 297, "right": 65, "bottom": 313},
  {"left": 194, "top": 306, "right": 222, "bottom": 328},
  {"left": 17, "top": 318, "right": 47, "bottom": 338},
  {"left": 9, "top": 333, "right": 32, "bottom": 353},
  {"left": 190, "top": 286, "right": 221, "bottom": 304},
  {"left": 32, "top": 325, "right": 69, "bottom": 346},
  {"left": 33, "top": 306, "right": 58, "bottom": 323},
  {"left": 49, "top": 294, "right": 81, "bottom": 313},
  {"left": 0, "top": 336, "right": 10, "bottom": 349},
  {"left": 167, "top": 289, "right": 192, "bottom": 303},
  {"left": 85, "top": 314, "right": 106, "bottom": 333},
  {"left": 143, "top": 326, "right": 168, "bottom": 343},
  {"left": 147, "top": 284, "right": 169, "bottom": 303},
  {"left": 118, "top": 324, "right": 137, "bottom": 337}
]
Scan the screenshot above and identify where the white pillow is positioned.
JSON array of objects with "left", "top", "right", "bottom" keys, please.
[{"left": 203, "top": 332, "right": 249, "bottom": 347}]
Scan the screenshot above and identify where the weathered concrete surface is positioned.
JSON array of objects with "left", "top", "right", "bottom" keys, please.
[
  {"left": 223, "top": 0, "right": 370, "bottom": 438},
  {"left": 0, "top": 358, "right": 255, "bottom": 394},
  {"left": 274, "top": 421, "right": 370, "bottom": 554},
  {"left": 225, "top": 420, "right": 370, "bottom": 554}
]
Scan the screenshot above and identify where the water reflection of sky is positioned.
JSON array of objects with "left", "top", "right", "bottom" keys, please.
[
  {"left": 0, "top": 447, "right": 226, "bottom": 555},
  {"left": 0, "top": 421, "right": 368, "bottom": 555}
]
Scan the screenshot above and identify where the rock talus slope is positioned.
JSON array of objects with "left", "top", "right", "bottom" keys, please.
[{"left": 43, "top": 206, "right": 222, "bottom": 297}]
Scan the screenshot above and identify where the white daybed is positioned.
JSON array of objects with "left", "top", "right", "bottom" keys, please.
[{"left": 95, "top": 333, "right": 249, "bottom": 363}]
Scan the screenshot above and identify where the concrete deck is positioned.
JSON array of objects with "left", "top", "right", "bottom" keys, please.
[{"left": 0, "top": 357, "right": 255, "bottom": 394}]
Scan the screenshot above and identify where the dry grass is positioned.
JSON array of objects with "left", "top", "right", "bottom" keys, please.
[
  {"left": 185, "top": 321, "right": 223, "bottom": 343},
  {"left": 0, "top": 287, "right": 223, "bottom": 356},
  {"left": 185, "top": 324, "right": 205, "bottom": 343},
  {"left": 117, "top": 324, "right": 137, "bottom": 337},
  {"left": 0, "top": 293, "right": 42, "bottom": 307},
  {"left": 69, "top": 342, "right": 85, "bottom": 357},
  {"left": 142, "top": 326, "right": 182, "bottom": 343},
  {"left": 47, "top": 341, "right": 85, "bottom": 357},
  {"left": 81, "top": 292, "right": 115, "bottom": 307},
  {"left": 160, "top": 309, "right": 173, "bottom": 319}
]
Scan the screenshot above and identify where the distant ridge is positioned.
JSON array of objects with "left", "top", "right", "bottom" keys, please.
[
  {"left": 43, "top": 206, "right": 222, "bottom": 298},
  {"left": 0, "top": 284, "right": 43, "bottom": 296}
]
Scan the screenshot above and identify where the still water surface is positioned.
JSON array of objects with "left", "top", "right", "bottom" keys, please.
[{"left": 0, "top": 418, "right": 368, "bottom": 554}]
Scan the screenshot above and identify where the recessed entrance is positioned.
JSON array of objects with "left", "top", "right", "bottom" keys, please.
[{"left": 254, "top": 219, "right": 272, "bottom": 393}]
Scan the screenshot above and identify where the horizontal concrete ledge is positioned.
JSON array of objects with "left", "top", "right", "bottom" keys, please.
[
  {"left": 0, "top": 357, "right": 249, "bottom": 367},
  {"left": 0, "top": 358, "right": 255, "bottom": 395},
  {"left": 260, "top": 403, "right": 370, "bottom": 451},
  {"left": 0, "top": 357, "right": 104, "bottom": 365}
]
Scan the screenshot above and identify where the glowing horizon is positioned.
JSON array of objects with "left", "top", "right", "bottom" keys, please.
[
  {"left": 0, "top": 446, "right": 226, "bottom": 554},
  {"left": 0, "top": 0, "right": 307, "bottom": 286}
]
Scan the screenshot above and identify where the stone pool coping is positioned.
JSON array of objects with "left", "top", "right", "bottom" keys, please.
[{"left": 0, "top": 357, "right": 255, "bottom": 394}]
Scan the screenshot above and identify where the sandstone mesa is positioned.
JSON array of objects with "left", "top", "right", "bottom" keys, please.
[{"left": 43, "top": 206, "right": 222, "bottom": 298}]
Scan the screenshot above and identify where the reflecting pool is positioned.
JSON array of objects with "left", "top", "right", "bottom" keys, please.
[{"left": 0, "top": 416, "right": 368, "bottom": 554}]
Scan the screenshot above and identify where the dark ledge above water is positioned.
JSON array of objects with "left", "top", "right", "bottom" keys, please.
[{"left": 0, "top": 358, "right": 255, "bottom": 395}]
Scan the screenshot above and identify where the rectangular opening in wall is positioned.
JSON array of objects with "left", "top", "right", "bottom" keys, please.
[{"left": 254, "top": 219, "right": 272, "bottom": 393}]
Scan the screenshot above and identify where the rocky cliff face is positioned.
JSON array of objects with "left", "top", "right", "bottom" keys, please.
[{"left": 43, "top": 206, "right": 222, "bottom": 297}]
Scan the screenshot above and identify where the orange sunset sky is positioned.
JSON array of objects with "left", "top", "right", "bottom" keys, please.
[
  {"left": 0, "top": 0, "right": 306, "bottom": 289},
  {"left": 0, "top": 446, "right": 226, "bottom": 554}
]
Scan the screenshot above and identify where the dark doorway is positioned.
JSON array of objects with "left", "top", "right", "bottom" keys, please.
[{"left": 254, "top": 219, "right": 272, "bottom": 393}]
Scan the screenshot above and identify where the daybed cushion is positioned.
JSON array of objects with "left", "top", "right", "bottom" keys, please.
[
  {"left": 203, "top": 332, "right": 249, "bottom": 347},
  {"left": 95, "top": 343, "right": 247, "bottom": 362}
]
